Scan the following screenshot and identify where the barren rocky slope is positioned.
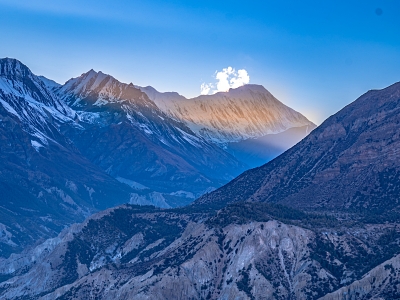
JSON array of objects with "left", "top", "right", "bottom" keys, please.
[
  {"left": 1, "top": 203, "right": 398, "bottom": 299},
  {"left": 320, "top": 252, "right": 400, "bottom": 300}
]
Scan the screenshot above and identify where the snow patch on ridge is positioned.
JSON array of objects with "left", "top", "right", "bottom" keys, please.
[
  {"left": 116, "top": 177, "right": 149, "bottom": 190},
  {"left": 31, "top": 140, "right": 43, "bottom": 152},
  {"left": 0, "top": 99, "right": 19, "bottom": 118}
]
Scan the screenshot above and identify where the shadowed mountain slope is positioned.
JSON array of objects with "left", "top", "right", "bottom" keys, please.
[
  {"left": 196, "top": 82, "right": 400, "bottom": 219},
  {"left": 0, "top": 58, "right": 133, "bottom": 256}
]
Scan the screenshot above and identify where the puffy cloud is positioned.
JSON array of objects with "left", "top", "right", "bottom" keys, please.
[
  {"left": 200, "top": 83, "right": 213, "bottom": 95},
  {"left": 230, "top": 69, "right": 250, "bottom": 89},
  {"left": 200, "top": 66, "right": 250, "bottom": 95}
]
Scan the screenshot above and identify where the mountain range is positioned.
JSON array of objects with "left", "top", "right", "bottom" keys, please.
[
  {"left": 0, "top": 57, "right": 399, "bottom": 299},
  {"left": 0, "top": 58, "right": 313, "bottom": 257},
  {"left": 139, "top": 84, "right": 315, "bottom": 167}
]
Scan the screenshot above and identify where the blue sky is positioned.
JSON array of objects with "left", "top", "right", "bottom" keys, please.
[{"left": 1, "top": 0, "right": 399, "bottom": 124}]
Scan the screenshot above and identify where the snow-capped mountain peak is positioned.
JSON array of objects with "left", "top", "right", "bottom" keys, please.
[
  {"left": 58, "top": 69, "right": 155, "bottom": 110},
  {"left": 61, "top": 69, "right": 112, "bottom": 96},
  {"left": 137, "top": 83, "right": 315, "bottom": 144},
  {"left": 0, "top": 57, "right": 29, "bottom": 78},
  {"left": 0, "top": 58, "right": 76, "bottom": 139},
  {"left": 38, "top": 76, "right": 61, "bottom": 91}
]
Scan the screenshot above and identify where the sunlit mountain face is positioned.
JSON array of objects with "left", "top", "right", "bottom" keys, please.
[
  {"left": 54, "top": 68, "right": 248, "bottom": 198},
  {"left": 138, "top": 84, "right": 315, "bottom": 167},
  {"left": 139, "top": 84, "right": 314, "bottom": 143}
]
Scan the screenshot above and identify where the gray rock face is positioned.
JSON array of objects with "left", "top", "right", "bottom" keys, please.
[
  {"left": 320, "top": 254, "right": 400, "bottom": 300},
  {"left": 0, "top": 203, "right": 398, "bottom": 300},
  {"left": 196, "top": 81, "right": 400, "bottom": 218},
  {"left": 0, "top": 205, "right": 327, "bottom": 299}
]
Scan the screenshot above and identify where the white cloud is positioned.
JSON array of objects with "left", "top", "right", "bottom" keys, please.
[
  {"left": 200, "top": 83, "right": 213, "bottom": 95},
  {"left": 201, "top": 66, "right": 250, "bottom": 95},
  {"left": 230, "top": 69, "right": 250, "bottom": 89}
]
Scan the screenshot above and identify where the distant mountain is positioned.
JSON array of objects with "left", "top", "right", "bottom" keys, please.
[
  {"left": 56, "top": 69, "right": 246, "bottom": 199},
  {"left": 196, "top": 81, "right": 400, "bottom": 219},
  {"left": 138, "top": 84, "right": 315, "bottom": 166},
  {"left": 225, "top": 125, "right": 313, "bottom": 168},
  {"left": 0, "top": 58, "right": 133, "bottom": 256},
  {"left": 139, "top": 84, "right": 314, "bottom": 143}
]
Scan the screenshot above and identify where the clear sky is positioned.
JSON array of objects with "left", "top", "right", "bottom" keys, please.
[{"left": 1, "top": 0, "right": 399, "bottom": 124}]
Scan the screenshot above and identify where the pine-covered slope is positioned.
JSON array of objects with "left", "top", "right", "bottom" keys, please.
[{"left": 195, "top": 82, "right": 400, "bottom": 219}]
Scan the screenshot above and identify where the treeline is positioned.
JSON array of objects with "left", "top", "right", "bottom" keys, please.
[{"left": 206, "top": 202, "right": 338, "bottom": 229}]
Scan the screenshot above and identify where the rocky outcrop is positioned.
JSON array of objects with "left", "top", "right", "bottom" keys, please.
[
  {"left": 0, "top": 205, "right": 333, "bottom": 299},
  {"left": 1, "top": 203, "right": 398, "bottom": 300},
  {"left": 320, "top": 254, "right": 400, "bottom": 300}
]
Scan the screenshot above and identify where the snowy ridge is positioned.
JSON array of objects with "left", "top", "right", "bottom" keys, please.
[
  {"left": 138, "top": 84, "right": 315, "bottom": 144},
  {"left": 54, "top": 68, "right": 246, "bottom": 198},
  {"left": 59, "top": 70, "right": 155, "bottom": 109},
  {"left": 38, "top": 76, "right": 61, "bottom": 91},
  {"left": 0, "top": 58, "right": 312, "bottom": 210},
  {"left": 57, "top": 69, "right": 211, "bottom": 150},
  {"left": 0, "top": 58, "right": 76, "bottom": 145}
]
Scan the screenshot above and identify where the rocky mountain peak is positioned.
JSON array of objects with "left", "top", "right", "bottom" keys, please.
[
  {"left": 226, "top": 83, "right": 269, "bottom": 94},
  {"left": 0, "top": 58, "right": 74, "bottom": 122},
  {"left": 138, "top": 83, "right": 314, "bottom": 144},
  {"left": 0, "top": 58, "right": 32, "bottom": 79},
  {"left": 61, "top": 68, "right": 115, "bottom": 96}
]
